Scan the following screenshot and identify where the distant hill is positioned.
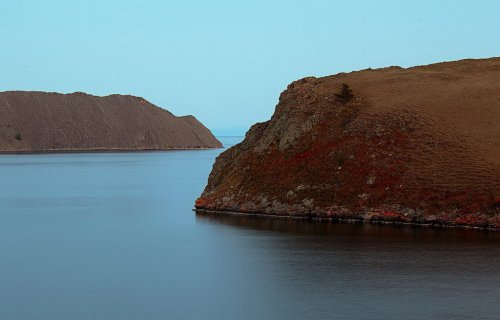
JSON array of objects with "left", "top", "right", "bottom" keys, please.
[
  {"left": 0, "top": 91, "right": 222, "bottom": 152},
  {"left": 196, "top": 57, "right": 500, "bottom": 230}
]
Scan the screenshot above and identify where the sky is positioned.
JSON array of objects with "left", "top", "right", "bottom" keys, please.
[{"left": 1, "top": 0, "right": 499, "bottom": 135}]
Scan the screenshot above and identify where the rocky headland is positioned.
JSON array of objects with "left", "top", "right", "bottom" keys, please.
[
  {"left": 196, "top": 58, "right": 500, "bottom": 230},
  {"left": 0, "top": 91, "right": 221, "bottom": 152}
]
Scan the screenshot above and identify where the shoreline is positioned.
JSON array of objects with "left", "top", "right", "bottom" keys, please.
[
  {"left": 0, "top": 146, "right": 222, "bottom": 155},
  {"left": 194, "top": 208, "right": 499, "bottom": 232}
]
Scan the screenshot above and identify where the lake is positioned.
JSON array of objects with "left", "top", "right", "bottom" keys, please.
[{"left": 0, "top": 136, "right": 499, "bottom": 320}]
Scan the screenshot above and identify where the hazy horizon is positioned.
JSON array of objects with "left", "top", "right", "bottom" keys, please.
[{"left": 1, "top": 0, "right": 499, "bottom": 135}]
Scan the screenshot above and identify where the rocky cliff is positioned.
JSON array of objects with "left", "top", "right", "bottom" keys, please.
[
  {"left": 0, "top": 91, "right": 222, "bottom": 152},
  {"left": 196, "top": 58, "right": 500, "bottom": 230}
]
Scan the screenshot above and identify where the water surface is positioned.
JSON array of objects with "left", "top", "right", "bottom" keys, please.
[{"left": 0, "top": 137, "right": 498, "bottom": 320}]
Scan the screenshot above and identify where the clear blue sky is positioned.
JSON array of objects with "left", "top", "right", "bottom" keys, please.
[{"left": 1, "top": 0, "right": 499, "bottom": 135}]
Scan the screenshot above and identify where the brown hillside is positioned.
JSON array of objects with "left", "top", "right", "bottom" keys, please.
[
  {"left": 196, "top": 58, "right": 500, "bottom": 230},
  {"left": 0, "top": 91, "right": 222, "bottom": 152}
]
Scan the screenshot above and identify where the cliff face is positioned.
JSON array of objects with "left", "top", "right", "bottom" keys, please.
[
  {"left": 0, "top": 91, "right": 222, "bottom": 152},
  {"left": 196, "top": 58, "right": 500, "bottom": 229}
]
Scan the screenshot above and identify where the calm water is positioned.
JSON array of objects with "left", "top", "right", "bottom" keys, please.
[{"left": 0, "top": 137, "right": 499, "bottom": 320}]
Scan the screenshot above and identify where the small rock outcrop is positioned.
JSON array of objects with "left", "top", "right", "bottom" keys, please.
[
  {"left": 0, "top": 91, "right": 222, "bottom": 152},
  {"left": 196, "top": 58, "right": 500, "bottom": 230}
]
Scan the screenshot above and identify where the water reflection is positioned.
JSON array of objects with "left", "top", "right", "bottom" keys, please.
[
  {"left": 195, "top": 211, "right": 500, "bottom": 319},
  {"left": 196, "top": 211, "right": 499, "bottom": 243}
]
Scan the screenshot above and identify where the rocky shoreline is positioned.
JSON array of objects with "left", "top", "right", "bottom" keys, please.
[{"left": 195, "top": 208, "right": 499, "bottom": 231}]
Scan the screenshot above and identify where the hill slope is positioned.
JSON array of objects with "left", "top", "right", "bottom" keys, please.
[
  {"left": 196, "top": 58, "right": 500, "bottom": 229},
  {"left": 0, "top": 91, "right": 222, "bottom": 152}
]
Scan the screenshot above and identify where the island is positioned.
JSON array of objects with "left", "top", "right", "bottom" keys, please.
[
  {"left": 196, "top": 58, "right": 500, "bottom": 230},
  {"left": 0, "top": 91, "right": 222, "bottom": 152}
]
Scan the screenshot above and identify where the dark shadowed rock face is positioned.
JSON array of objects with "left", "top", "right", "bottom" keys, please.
[
  {"left": 0, "top": 91, "right": 222, "bottom": 152},
  {"left": 196, "top": 58, "right": 500, "bottom": 230}
]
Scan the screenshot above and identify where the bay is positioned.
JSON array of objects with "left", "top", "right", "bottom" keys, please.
[{"left": 0, "top": 137, "right": 498, "bottom": 320}]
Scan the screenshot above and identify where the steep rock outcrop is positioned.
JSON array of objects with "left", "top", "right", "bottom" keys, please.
[
  {"left": 0, "top": 91, "right": 222, "bottom": 152},
  {"left": 196, "top": 58, "right": 500, "bottom": 230}
]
